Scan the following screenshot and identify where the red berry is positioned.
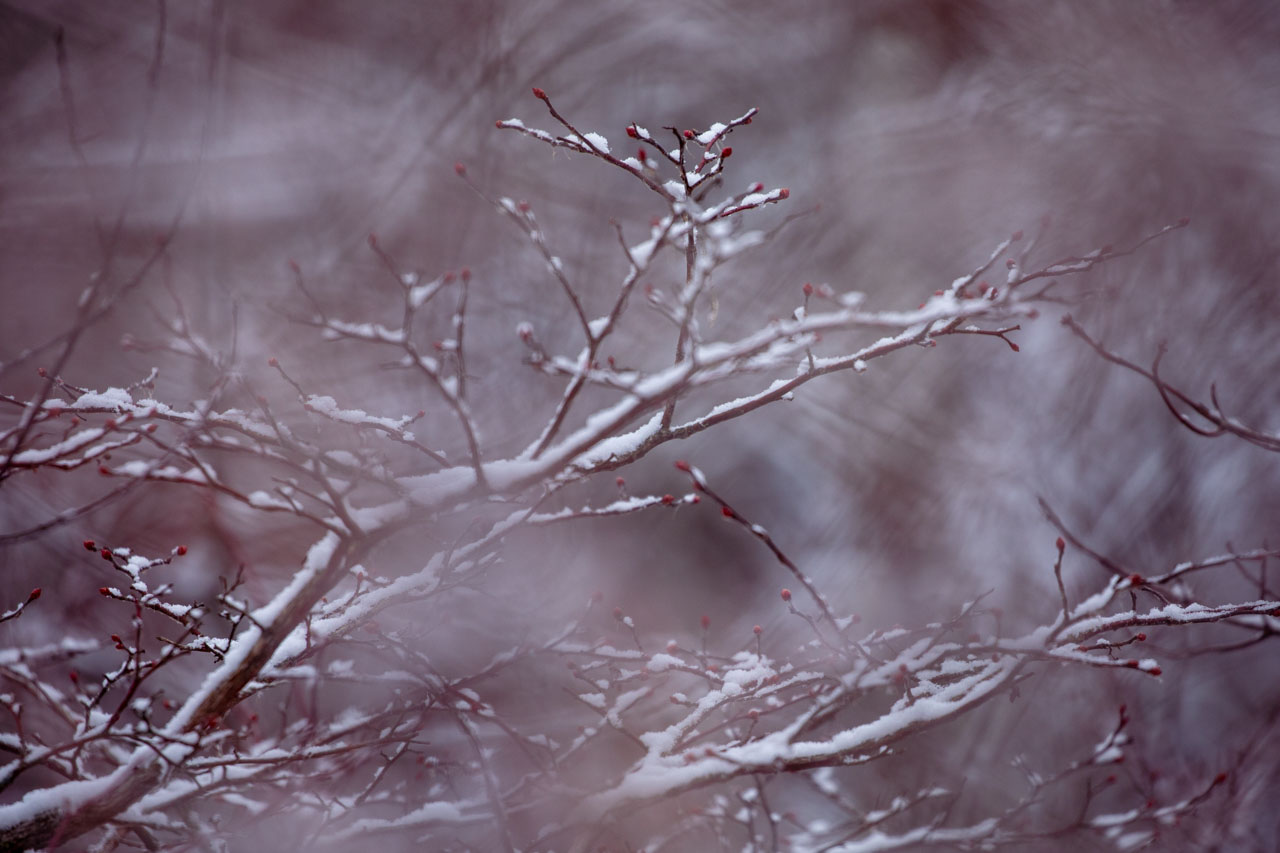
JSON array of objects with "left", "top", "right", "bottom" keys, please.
[
  {"left": 98, "top": 587, "right": 109, "bottom": 596},
  {"left": 176, "top": 545, "right": 187, "bottom": 556},
  {"left": 615, "top": 476, "right": 625, "bottom": 487},
  {"left": 100, "top": 548, "right": 112, "bottom": 560},
  {"left": 802, "top": 282, "right": 814, "bottom": 296},
  {"left": 721, "top": 507, "right": 733, "bottom": 518},
  {"left": 1135, "top": 633, "right": 1146, "bottom": 641},
  {"left": 720, "top": 146, "right": 732, "bottom": 158},
  {"left": 532, "top": 87, "right": 547, "bottom": 100},
  {"left": 753, "top": 625, "right": 762, "bottom": 635},
  {"left": 780, "top": 588, "right": 792, "bottom": 601},
  {"left": 453, "top": 161, "right": 466, "bottom": 176},
  {"left": 682, "top": 129, "right": 694, "bottom": 139},
  {"left": 1149, "top": 666, "right": 1162, "bottom": 676},
  {"left": 626, "top": 126, "right": 638, "bottom": 138},
  {"left": 83, "top": 539, "right": 96, "bottom": 551},
  {"left": 661, "top": 494, "right": 675, "bottom": 505}
]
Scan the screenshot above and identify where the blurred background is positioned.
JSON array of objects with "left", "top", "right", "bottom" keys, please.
[{"left": 2, "top": 1, "right": 1279, "bottom": 848}]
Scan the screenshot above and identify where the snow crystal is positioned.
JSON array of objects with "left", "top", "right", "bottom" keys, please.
[
  {"left": 69, "top": 387, "right": 134, "bottom": 410},
  {"left": 696, "top": 124, "right": 727, "bottom": 145},
  {"left": 646, "top": 653, "right": 684, "bottom": 673},
  {"left": 580, "top": 132, "right": 610, "bottom": 153}
]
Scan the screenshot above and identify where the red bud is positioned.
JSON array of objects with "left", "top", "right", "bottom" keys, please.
[
  {"left": 83, "top": 539, "right": 96, "bottom": 551},
  {"left": 453, "top": 161, "right": 466, "bottom": 176},
  {"left": 674, "top": 460, "right": 691, "bottom": 472},
  {"left": 780, "top": 588, "right": 792, "bottom": 601},
  {"left": 532, "top": 87, "right": 547, "bottom": 100},
  {"left": 28, "top": 588, "right": 41, "bottom": 601},
  {"left": 176, "top": 545, "right": 187, "bottom": 556},
  {"left": 753, "top": 625, "right": 762, "bottom": 635}
]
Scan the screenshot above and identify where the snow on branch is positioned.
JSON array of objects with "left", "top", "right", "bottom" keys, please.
[{"left": 0, "top": 93, "right": 1266, "bottom": 853}]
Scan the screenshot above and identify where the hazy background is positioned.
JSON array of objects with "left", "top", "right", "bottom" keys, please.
[{"left": 3, "top": 1, "right": 1279, "bottom": 848}]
